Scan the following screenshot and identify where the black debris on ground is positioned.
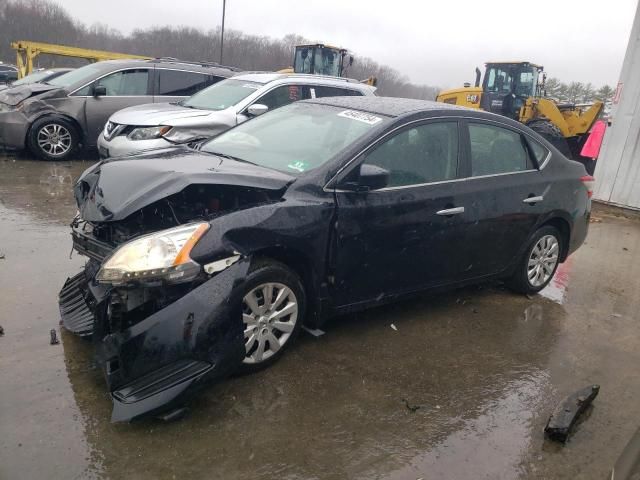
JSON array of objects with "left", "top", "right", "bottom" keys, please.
[
  {"left": 402, "top": 398, "right": 421, "bottom": 413},
  {"left": 49, "top": 329, "right": 59, "bottom": 345},
  {"left": 545, "top": 385, "right": 600, "bottom": 443}
]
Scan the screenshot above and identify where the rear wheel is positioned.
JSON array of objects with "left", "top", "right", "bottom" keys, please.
[
  {"left": 239, "top": 259, "right": 305, "bottom": 372},
  {"left": 526, "top": 119, "right": 572, "bottom": 158},
  {"left": 27, "top": 116, "right": 80, "bottom": 161},
  {"left": 506, "top": 226, "right": 563, "bottom": 295}
]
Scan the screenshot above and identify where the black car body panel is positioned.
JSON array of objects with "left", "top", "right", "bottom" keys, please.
[{"left": 59, "top": 97, "right": 591, "bottom": 421}]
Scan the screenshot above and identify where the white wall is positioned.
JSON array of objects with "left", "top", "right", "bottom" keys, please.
[{"left": 593, "top": 1, "right": 640, "bottom": 209}]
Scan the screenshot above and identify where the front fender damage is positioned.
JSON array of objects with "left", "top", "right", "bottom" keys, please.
[{"left": 62, "top": 257, "right": 251, "bottom": 422}]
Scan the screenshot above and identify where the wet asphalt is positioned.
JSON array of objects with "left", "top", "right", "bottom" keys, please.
[{"left": 0, "top": 153, "right": 639, "bottom": 480}]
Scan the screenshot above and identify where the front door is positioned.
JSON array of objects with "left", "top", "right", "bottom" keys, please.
[
  {"left": 332, "top": 120, "right": 467, "bottom": 307},
  {"left": 84, "top": 68, "right": 152, "bottom": 146}
]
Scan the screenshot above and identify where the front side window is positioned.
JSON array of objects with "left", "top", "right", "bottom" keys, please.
[
  {"left": 469, "top": 123, "right": 532, "bottom": 176},
  {"left": 202, "top": 103, "right": 387, "bottom": 175},
  {"left": 181, "top": 79, "right": 261, "bottom": 110},
  {"left": 485, "top": 67, "right": 513, "bottom": 94},
  {"left": 256, "top": 85, "right": 305, "bottom": 110},
  {"left": 362, "top": 122, "right": 459, "bottom": 187},
  {"left": 95, "top": 69, "right": 149, "bottom": 96},
  {"left": 157, "top": 70, "right": 211, "bottom": 96}
]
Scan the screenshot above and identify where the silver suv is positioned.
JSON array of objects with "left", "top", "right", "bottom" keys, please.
[
  {"left": 97, "top": 72, "right": 377, "bottom": 158},
  {"left": 0, "top": 59, "right": 236, "bottom": 160}
]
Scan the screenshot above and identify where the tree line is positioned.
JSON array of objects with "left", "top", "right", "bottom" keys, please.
[
  {"left": 544, "top": 78, "right": 615, "bottom": 104},
  {"left": 0, "top": 0, "right": 615, "bottom": 104}
]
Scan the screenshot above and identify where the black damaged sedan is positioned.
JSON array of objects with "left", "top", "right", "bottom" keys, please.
[{"left": 60, "top": 97, "right": 592, "bottom": 421}]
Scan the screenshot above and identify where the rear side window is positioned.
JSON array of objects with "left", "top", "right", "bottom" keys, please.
[
  {"left": 363, "top": 121, "right": 459, "bottom": 187},
  {"left": 95, "top": 69, "right": 150, "bottom": 96},
  {"left": 469, "top": 123, "right": 533, "bottom": 176},
  {"left": 156, "top": 69, "right": 213, "bottom": 96},
  {"left": 309, "top": 86, "right": 362, "bottom": 98}
]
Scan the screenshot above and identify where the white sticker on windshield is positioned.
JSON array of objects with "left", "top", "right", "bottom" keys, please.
[{"left": 337, "top": 110, "right": 382, "bottom": 125}]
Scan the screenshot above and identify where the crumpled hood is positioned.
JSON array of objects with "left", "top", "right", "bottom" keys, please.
[
  {"left": 109, "top": 102, "right": 216, "bottom": 127},
  {"left": 74, "top": 147, "right": 295, "bottom": 222},
  {"left": 0, "top": 83, "right": 60, "bottom": 106}
]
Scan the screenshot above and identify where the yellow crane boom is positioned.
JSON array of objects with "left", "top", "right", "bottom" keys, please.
[{"left": 11, "top": 40, "right": 151, "bottom": 78}]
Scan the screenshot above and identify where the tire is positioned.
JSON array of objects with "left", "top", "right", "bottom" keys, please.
[
  {"left": 506, "top": 226, "right": 563, "bottom": 295},
  {"left": 526, "top": 119, "right": 572, "bottom": 158},
  {"left": 238, "top": 258, "right": 306, "bottom": 373},
  {"left": 27, "top": 116, "right": 80, "bottom": 161}
]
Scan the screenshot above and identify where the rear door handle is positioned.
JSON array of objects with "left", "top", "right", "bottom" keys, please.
[
  {"left": 523, "top": 195, "right": 544, "bottom": 204},
  {"left": 436, "top": 206, "right": 465, "bottom": 216}
]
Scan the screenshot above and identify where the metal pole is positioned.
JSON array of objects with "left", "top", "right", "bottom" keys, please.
[{"left": 219, "top": 0, "right": 226, "bottom": 64}]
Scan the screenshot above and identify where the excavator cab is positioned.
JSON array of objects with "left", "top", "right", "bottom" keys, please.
[
  {"left": 293, "top": 44, "right": 351, "bottom": 77},
  {"left": 479, "top": 62, "right": 543, "bottom": 119}
]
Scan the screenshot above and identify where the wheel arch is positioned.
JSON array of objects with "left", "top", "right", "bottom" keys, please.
[
  {"left": 27, "top": 113, "right": 85, "bottom": 146},
  {"left": 539, "top": 216, "right": 571, "bottom": 262}
]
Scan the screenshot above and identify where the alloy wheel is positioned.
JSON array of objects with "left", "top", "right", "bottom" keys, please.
[
  {"left": 37, "top": 124, "right": 72, "bottom": 157},
  {"left": 527, "top": 234, "right": 559, "bottom": 287},
  {"left": 242, "top": 282, "right": 298, "bottom": 364}
]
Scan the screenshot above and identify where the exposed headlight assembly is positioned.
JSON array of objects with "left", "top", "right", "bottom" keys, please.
[
  {"left": 96, "top": 223, "right": 209, "bottom": 285},
  {"left": 127, "top": 125, "right": 172, "bottom": 141}
]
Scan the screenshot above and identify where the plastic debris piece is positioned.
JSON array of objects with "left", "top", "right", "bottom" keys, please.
[
  {"left": 0, "top": 325, "right": 4, "bottom": 336},
  {"left": 611, "top": 313, "right": 622, "bottom": 318},
  {"left": 390, "top": 323, "right": 398, "bottom": 331},
  {"left": 545, "top": 384, "right": 600, "bottom": 443},
  {"left": 0, "top": 252, "right": 5, "bottom": 259},
  {"left": 302, "top": 326, "right": 325, "bottom": 337},
  {"left": 50, "top": 328, "right": 59, "bottom": 345},
  {"left": 402, "top": 398, "right": 421, "bottom": 413}
]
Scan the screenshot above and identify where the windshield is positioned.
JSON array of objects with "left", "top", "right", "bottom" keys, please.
[
  {"left": 12, "top": 70, "right": 56, "bottom": 86},
  {"left": 182, "top": 79, "right": 261, "bottom": 110},
  {"left": 294, "top": 47, "right": 342, "bottom": 76},
  {"left": 201, "top": 102, "right": 387, "bottom": 174},
  {"left": 47, "top": 63, "right": 104, "bottom": 88},
  {"left": 515, "top": 67, "right": 538, "bottom": 97}
]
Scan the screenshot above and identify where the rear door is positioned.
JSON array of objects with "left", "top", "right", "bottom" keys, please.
[
  {"left": 332, "top": 119, "right": 466, "bottom": 306},
  {"left": 83, "top": 68, "right": 153, "bottom": 146},
  {"left": 154, "top": 68, "right": 222, "bottom": 104},
  {"left": 454, "top": 120, "right": 551, "bottom": 279}
]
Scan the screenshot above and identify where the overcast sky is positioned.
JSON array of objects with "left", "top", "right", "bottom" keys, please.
[{"left": 57, "top": 0, "right": 637, "bottom": 87}]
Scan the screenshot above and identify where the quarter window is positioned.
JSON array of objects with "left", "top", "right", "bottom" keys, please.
[
  {"left": 362, "top": 122, "right": 459, "bottom": 187},
  {"left": 526, "top": 137, "right": 549, "bottom": 165},
  {"left": 309, "top": 86, "right": 362, "bottom": 98},
  {"left": 95, "top": 69, "right": 149, "bottom": 96},
  {"left": 156, "top": 70, "right": 214, "bottom": 96},
  {"left": 468, "top": 123, "right": 532, "bottom": 176}
]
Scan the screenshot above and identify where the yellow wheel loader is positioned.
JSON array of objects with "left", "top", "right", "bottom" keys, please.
[
  {"left": 436, "top": 62, "right": 603, "bottom": 159},
  {"left": 280, "top": 43, "right": 377, "bottom": 86}
]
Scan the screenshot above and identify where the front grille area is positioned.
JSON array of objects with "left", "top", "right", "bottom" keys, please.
[
  {"left": 71, "top": 223, "right": 115, "bottom": 262},
  {"left": 58, "top": 271, "right": 96, "bottom": 337}
]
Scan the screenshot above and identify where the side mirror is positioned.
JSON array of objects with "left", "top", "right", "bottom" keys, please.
[
  {"left": 247, "top": 103, "right": 268, "bottom": 117},
  {"left": 93, "top": 84, "right": 107, "bottom": 97},
  {"left": 359, "top": 164, "right": 389, "bottom": 190}
]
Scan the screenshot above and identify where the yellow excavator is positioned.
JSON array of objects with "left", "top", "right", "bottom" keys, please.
[
  {"left": 281, "top": 43, "right": 377, "bottom": 86},
  {"left": 436, "top": 61, "right": 603, "bottom": 158}
]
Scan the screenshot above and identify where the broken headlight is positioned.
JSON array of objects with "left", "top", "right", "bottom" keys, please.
[
  {"left": 127, "top": 125, "right": 172, "bottom": 141},
  {"left": 96, "top": 222, "right": 209, "bottom": 285}
]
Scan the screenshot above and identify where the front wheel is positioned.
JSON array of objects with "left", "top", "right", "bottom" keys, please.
[
  {"left": 27, "top": 116, "right": 80, "bottom": 161},
  {"left": 506, "top": 226, "right": 563, "bottom": 294},
  {"left": 239, "top": 259, "right": 305, "bottom": 372}
]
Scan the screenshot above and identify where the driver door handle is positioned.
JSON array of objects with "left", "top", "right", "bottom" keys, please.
[
  {"left": 523, "top": 195, "right": 544, "bottom": 204},
  {"left": 436, "top": 206, "right": 465, "bottom": 216}
]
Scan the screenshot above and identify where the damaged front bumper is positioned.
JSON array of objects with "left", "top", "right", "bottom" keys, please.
[{"left": 59, "top": 258, "right": 249, "bottom": 422}]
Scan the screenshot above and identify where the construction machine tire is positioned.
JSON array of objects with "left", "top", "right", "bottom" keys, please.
[{"left": 526, "top": 120, "right": 573, "bottom": 159}]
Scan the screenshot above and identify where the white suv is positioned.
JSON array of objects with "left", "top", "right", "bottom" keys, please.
[{"left": 97, "top": 72, "right": 376, "bottom": 158}]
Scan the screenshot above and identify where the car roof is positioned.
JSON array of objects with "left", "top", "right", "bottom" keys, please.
[
  {"left": 231, "top": 71, "right": 375, "bottom": 92},
  {"left": 302, "top": 96, "right": 527, "bottom": 127},
  {"left": 303, "top": 96, "right": 466, "bottom": 117}
]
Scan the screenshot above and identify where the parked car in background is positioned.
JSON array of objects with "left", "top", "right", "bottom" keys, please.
[
  {"left": 60, "top": 97, "right": 592, "bottom": 422},
  {"left": 97, "top": 72, "right": 376, "bottom": 158},
  {"left": 0, "top": 68, "right": 74, "bottom": 92},
  {"left": 0, "top": 63, "right": 18, "bottom": 85},
  {"left": 0, "top": 59, "right": 236, "bottom": 160}
]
